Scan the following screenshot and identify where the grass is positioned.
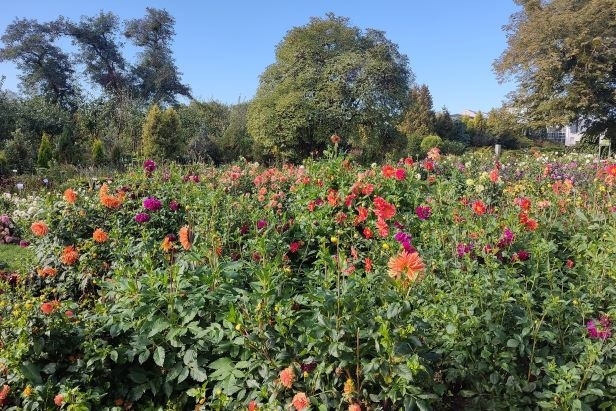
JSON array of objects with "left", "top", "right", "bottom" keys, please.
[{"left": 0, "top": 244, "right": 35, "bottom": 273}]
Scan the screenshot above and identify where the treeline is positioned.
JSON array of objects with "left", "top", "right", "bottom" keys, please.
[{"left": 0, "top": 11, "right": 534, "bottom": 176}]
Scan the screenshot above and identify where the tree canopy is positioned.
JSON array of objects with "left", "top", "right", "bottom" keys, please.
[
  {"left": 247, "top": 14, "right": 413, "bottom": 162},
  {"left": 0, "top": 19, "right": 76, "bottom": 107},
  {"left": 494, "top": 0, "right": 616, "bottom": 141},
  {"left": 0, "top": 8, "right": 191, "bottom": 107}
]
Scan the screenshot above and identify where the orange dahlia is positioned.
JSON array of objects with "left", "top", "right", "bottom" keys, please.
[
  {"left": 30, "top": 221, "right": 49, "bottom": 237},
  {"left": 387, "top": 251, "right": 425, "bottom": 282},
  {"left": 92, "top": 228, "right": 109, "bottom": 243},
  {"left": 179, "top": 226, "right": 191, "bottom": 250},
  {"left": 60, "top": 245, "right": 79, "bottom": 266},
  {"left": 63, "top": 188, "right": 77, "bottom": 204},
  {"left": 279, "top": 366, "right": 295, "bottom": 389},
  {"left": 161, "top": 236, "right": 174, "bottom": 252},
  {"left": 291, "top": 392, "right": 310, "bottom": 411},
  {"left": 37, "top": 266, "right": 58, "bottom": 278}
]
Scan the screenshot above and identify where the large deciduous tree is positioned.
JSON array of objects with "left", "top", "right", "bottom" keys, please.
[
  {"left": 247, "top": 14, "right": 412, "bottom": 162},
  {"left": 0, "top": 18, "right": 76, "bottom": 107},
  {"left": 494, "top": 0, "right": 616, "bottom": 142},
  {"left": 63, "top": 12, "right": 130, "bottom": 95},
  {"left": 124, "top": 8, "right": 192, "bottom": 105}
]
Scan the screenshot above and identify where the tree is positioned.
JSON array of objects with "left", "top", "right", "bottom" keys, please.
[
  {"left": 494, "top": 0, "right": 616, "bottom": 142},
  {"left": 124, "top": 8, "right": 191, "bottom": 105},
  {"left": 398, "top": 84, "right": 436, "bottom": 138},
  {"left": 485, "top": 107, "right": 527, "bottom": 148},
  {"left": 63, "top": 12, "right": 130, "bottom": 95},
  {"left": 91, "top": 138, "right": 105, "bottom": 165},
  {"left": 37, "top": 132, "right": 53, "bottom": 168},
  {"left": 4, "top": 129, "right": 34, "bottom": 174},
  {"left": 220, "top": 102, "right": 255, "bottom": 162},
  {"left": 0, "top": 18, "right": 76, "bottom": 107},
  {"left": 141, "top": 104, "right": 182, "bottom": 160},
  {"left": 247, "top": 14, "right": 412, "bottom": 162}
]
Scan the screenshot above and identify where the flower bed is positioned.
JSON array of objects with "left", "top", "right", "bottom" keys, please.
[{"left": 1, "top": 149, "right": 615, "bottom": 410}]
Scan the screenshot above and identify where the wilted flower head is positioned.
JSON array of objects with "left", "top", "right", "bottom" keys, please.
[
  {"left": 0, "top": 215, "right": 11, "bottom": 226},
  {"left": 511, "top": 250, "right": 530, "bottom": 262},
  {"left": 169, "top": 200, "right": 179, "bottom": 211},
  {"left": 143, "top": 159, "right": 157, "bottom": 173},
  {"left": 394, "top": 231, "right": 416, "bottom": 253},
  {"left": 456, "top": 242, "right": 474, "bottom": 258},
  {"left": 497, "top": 227, "right": 515, "bottom": 248},
  {"left": 587, "top": 315, "right": 611, "bottom": 340},
  {"left": 179, "top": 226, "right": 191, "bottom": 250}
]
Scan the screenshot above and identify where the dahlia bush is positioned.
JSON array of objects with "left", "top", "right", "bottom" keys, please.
[{"left": 1, "top": 148, "right": 615, "bottom": 410}]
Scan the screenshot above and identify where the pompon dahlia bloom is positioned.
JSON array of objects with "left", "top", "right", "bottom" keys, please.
[
  {"left": 388, "top": 251, "right": 425, "bottom": 282},
  {"left": 60, "top": 245, "right": 79, "bottom": 265},
  {"left": 291, "top": 392, "right": 310, "bottom": 411},
  {"left": 63, "top": 188, "right": 77, "bottom": 204},
  {"left": 143, "top": 197, "right": 162, "bottom": 211},
  {"left": 92, "top": 228, "right": 109, "bottom": 243},
  {"left": 134, "top": 213, "right": 150, "bottom": 223},
  {"left": 179, "top": 226, "right": 192, "bottom": 250},
  {"left": 279, "top": 366, "right": 295, "bottom": 389},
  {"left": 415, "top": 205, "right": 431, "bottom": 220},
  {"left": 31, "top": 221, "right": 49, "bottom": 236}
]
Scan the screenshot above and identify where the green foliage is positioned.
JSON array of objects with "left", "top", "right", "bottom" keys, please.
[
  {"left": 494, "top": 0, "right": 616, "bottom": 141},
  {"left": 247, "top": 13, "right": 412, "bottom": 163},
  {"left": 124, "top": 8, "right": 192, "bottom": 105},
  {"left": 91, "top": 138, "right": 105, "bottom": 165},
  {"left": 142, "top": 105, "right": 183, "bottom": 161},
  {"left": 420, "top": 134, "right": 442, "bottom": 153},
  {"left": 0, "top": 18, "right": 76, "bottom": 107},
  {"left": 3, "top": 150, "right": 616, "bottom": 409},
  {"left": 36, "top": 132, "right": 53, "bottom": 168},
  {"left": 439, "top": 139, "right": 467, "bottom": 155},
  {"left": 0, "top": 150, "right": 8, "bottom": 177},
  {"left": 0, "top": 245, "right": 35, "bottom": 273},
  {"left": 398, "top": 84, "right": 436, "bottom": 138},
  {"left": 4, "top": 128, "right": 34, "bottom": 174}
]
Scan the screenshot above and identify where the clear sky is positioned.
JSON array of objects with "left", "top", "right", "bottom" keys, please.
[{"left": 0, "top": 1, "right": 520, "bottom": 115}]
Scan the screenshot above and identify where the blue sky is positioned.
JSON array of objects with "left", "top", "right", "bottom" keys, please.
[{"left": 0, "top": 1, "right": 520, "bottom": 115}]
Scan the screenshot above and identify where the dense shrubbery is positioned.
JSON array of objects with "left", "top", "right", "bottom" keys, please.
[{"left": 1, "top": 147, "right": 615, "bottom": 410}]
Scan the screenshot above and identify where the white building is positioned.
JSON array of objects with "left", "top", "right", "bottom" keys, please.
[{"left": 546, "top": 122, "right": 585, "bottom": 146}]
